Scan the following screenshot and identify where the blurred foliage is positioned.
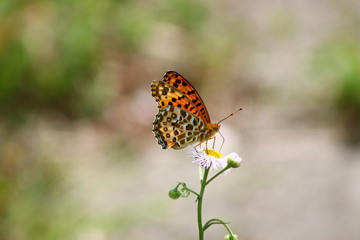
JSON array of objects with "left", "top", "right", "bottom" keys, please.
[
  {"left": 0, "top": 0, "right": 156, "bottom": 123},
  {"left": 0, "top": 141, "right": 83, "bottom": 240},
  {"left": 160, "top": 0, "right": 208, "bottom": 31},
  {"left": 311, "top": 36, "right": 360, "bottom": 145}
]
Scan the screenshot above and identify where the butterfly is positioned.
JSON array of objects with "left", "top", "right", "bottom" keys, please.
[{"left": 151, "top": 71, "right": 220, "bottom": 150}]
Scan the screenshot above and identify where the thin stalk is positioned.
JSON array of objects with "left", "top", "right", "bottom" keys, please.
[
  {"left": 185, "top": 188, "right": 200, "bottom": 197},
  {"left": 205, "top": 166, "right": 230, "bottom": 186},
  {"left": 197, "top": 167, "right": 210, "bottom": 240}
]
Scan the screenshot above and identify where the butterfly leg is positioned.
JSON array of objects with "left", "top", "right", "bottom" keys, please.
[
  {"left": 211, "top": 136, "right": 216, "bottom": 149},
  {"left": 194, "top": 146, "right": 199, "bottom": 153},
  {"left": 218, "top": 131, "right": 225, "bottom": 152},
  {"left": 206, "top": 137, "right": 218, "bottom": 151},
  {"left": 193, "top": 142, "right": 202, "bottom": 153}
]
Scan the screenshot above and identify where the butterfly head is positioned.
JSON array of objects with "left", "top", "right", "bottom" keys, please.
[{"left": 205, "top": 123, "right": 220, "bottom": 140}]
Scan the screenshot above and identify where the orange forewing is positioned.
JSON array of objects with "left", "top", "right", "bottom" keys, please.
[
  {"left": 162, "top": 71, "right": 211, "bottom": 123},
  {"left": 151, "top": 80, "right": 205, "bottom": 120}
]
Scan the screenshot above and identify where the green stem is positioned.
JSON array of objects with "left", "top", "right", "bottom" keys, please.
[
  {"left": 185, "top": 188, "right": 200, "bottom": 197},
  {"left": 198, "top": 167, "right": 210, "bottom": 240},
  {"left": 205, "top": 166, "right": 230, "bottom": 186},
  {"left": 176, "top": 182, "right": 199, "bottom": 197},
  {"left": 203, "top": 218, "right": 234, "bottom": 235}
]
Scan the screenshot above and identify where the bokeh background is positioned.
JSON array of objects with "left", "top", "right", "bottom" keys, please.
[{"left": 1, "top": 0, "right": 360, "bottom": 239}]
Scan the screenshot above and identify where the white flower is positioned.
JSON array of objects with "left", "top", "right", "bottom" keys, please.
[
  {"left": 192, "top": 148, "right": 225, "bottom": 170},
  {"left": 191, "top": 148, "right": 242, "bottom": 173}
]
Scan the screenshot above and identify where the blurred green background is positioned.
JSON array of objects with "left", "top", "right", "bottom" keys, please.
[{"left": 1, "top": 0, "right": 360, "bottom": 239}]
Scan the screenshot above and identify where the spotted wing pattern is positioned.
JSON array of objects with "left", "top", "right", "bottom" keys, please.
[
  {"left": 151, "top": 80, "right": 204, "bottom": 121},
  {"left": 152, "top": 71, "right": 211, "bottom": 123},
  {"left": 153, "top": 106, "right": 207, "bottom": 149},
  {"left": 151, "top": 71, "right": 220, "bottom": 150}
]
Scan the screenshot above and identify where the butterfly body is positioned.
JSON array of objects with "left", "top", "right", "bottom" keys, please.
[{"left": 151, "top": 71, "right": 220, "bottom": 150}]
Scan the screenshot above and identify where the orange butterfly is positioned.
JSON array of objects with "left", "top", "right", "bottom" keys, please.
[{"left": 151, "top": 71, "right": 220, "bottom": 150}]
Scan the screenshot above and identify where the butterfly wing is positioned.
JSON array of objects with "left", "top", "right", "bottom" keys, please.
[
  {"left": 163, "top": 71, "right": 211, "bottom": 123},
  {"left": 151, "top": 71, "right": 219, "bottom": 150},
  {"left": 151, "top": 80, "right": 206, "bottom": 122},
  {"left": 152, "top": 106, "right": 207, "bottom": 149},
  {"left": 152, "top": 71, "right": 211, "bottom": 123}
]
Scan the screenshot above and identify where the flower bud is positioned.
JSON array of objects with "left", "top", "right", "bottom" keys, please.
[
  {"left": 226, "top": 153, "right": 242, "bottom": 168},
  {"left": 224, "top": 234, "right": 238, "bottom": 240},
  {"left": 168, "top": 189, "right": 181, "bottom": 199}
]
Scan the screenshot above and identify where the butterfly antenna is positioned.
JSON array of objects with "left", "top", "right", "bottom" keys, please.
[{"left": 217, "top": 108, "right": 242, "bottom": 124}]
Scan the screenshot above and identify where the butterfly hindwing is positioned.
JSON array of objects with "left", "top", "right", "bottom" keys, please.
[{"left": 152, "top": 106, "right": 207, "bottom": 149}]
